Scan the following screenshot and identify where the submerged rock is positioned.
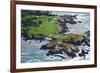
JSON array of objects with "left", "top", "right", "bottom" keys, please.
[
  {"left": 68, "top": 20, "right": 77, "bottom": 24},
  {"left": 85, "top": 31, "right": 90, "bottom": 37},
  {"left": 54, "top": 54, "right": 66, "bottom": 59},
  {"left": 78, "top": 49, "right": 89, "bottom": 58},
  {"left": 78, "top": 21, "right": 82, "bottom": 23}
]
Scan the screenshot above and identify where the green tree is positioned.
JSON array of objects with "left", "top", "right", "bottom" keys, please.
[{"left": 21, "top": 16, "right": 41, "bottom": 27}]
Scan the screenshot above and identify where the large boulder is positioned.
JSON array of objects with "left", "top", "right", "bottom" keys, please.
[
  {"left": 66, "top": 51, "right": 76, "bottom": 58},
  {"left": 63, "top": 44, "right": 78, "bottom": 58},
  {"left": 46, "top": 49, "right": 63, "bottom": 56}
]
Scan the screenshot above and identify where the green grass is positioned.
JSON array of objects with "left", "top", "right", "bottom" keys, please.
[
  {"left": 27, "top": 16, "right": 60, "bottom": 37},
  {"left": 52, "top": 33, "right": 85, "bottom": 43},
  {"left": 21, "top": 15, "right": 86, "bottom": 43},
  {"left": 63, "top": 33, "right": 85, "bottom": 42}
]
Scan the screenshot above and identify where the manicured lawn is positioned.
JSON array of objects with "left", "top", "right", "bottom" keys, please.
[{"left": 27, "top": 16, "right": 60, "bottom": 37}]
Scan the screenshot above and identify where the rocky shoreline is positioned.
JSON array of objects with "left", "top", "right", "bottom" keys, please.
[
  {"left": 21, "top": 11, "right": 90, "bottom": 62},
  {"left": 21, "top": 31, "right": 90, "bottom": 61}
]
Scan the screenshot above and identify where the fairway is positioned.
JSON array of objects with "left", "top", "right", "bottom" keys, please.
[{"left": 28, "top": 16, "right": 59, "bottom": 37}]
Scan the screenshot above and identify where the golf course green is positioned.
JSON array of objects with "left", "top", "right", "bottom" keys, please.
[{"left": 22, "top": 16, "right": 60, "bottom": 37}]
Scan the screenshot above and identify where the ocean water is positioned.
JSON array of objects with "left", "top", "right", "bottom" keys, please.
[
  {"left": 66, "top": 13, "right": 90, "bottom": 34},
  {"left": 21, "top": 39, "right": 90, "bottom": 63},
  {"left": 21, "top": 39, "right": 71, "bottom": 63}
]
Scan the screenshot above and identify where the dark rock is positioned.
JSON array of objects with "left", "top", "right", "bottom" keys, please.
[
  {"left": 78, "top": 53, "right": 84, "bottom": 57},
  {"left": 81, "top": 49, "right": 88, "bottom": 54},
  {"left": 60, "top": 29, "right": 67, "bottom": 33},
  {"left": 40, "top": 44, "right": 55, "bottom": 50},
  {"left": 78, "top": 21, "right": 82, "bottom": 23},
  {"left": 66, "top": 52, "right": 76, "bottom": 58},
  {"left": 60, "top": 22, "right": 66, "bottom": 25},
  {"left": 85, "top": 31, "right": 90, "bottom": 37},
  {"left": 46, "top": 53, "right": 50, "bottom": 56},
  {"left": 21, "top": 32, "right": 29, "bottom": 41},
  {"left": 54, "top": 54, "right": 66, "bottom": 59},
  {"left": 62, "top": 26, "right": 67, "bottom": 29},
  {"left": 46, "top": 49, "right": 63, "bottom": 56},
  {"left": 40, "top": 44, "right": 48, "bottom": 50},
  {"left": 34, "top": 36, "right": 45, "bottom": 42},
  {"left": 86, "top": 49, "right": 90, "bottom": 52},
  {"left": 70, "top": 41, "right": 82, "bottom": 45},
  {"left": 68, "top": 20, "right": 77, "bottom": 24},
  {"left": 84, "top": 39, "right": 90, "bottom": 47},
  {"left": 72, "top": 48, "right": 79, "bottom": 53},
  {"left": 78, "top": 50, "right": 88, "bottom": 58}
]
